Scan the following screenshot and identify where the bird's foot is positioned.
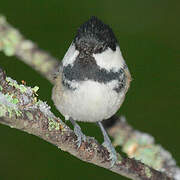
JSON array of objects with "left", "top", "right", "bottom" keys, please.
[
  {"left": 73, "top": 123, "right": 86, "bottom": 148},
  {"left": 102, "top": 140, "right": 117, "bottom": 168},
  {"left": 97, "top": 121, "right": 117, "bottom": 168}
]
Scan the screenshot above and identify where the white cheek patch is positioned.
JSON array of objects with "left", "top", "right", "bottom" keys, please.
[
  {"left": 62, "top": 43, "right": 79, "bottom": 66},
  {"left": 93, "top": 46, "right": 125, "bottom": 72}
]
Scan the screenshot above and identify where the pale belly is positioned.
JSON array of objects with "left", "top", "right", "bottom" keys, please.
[{"left": 52, "top": 79, "right": 125, "bottom": 122}]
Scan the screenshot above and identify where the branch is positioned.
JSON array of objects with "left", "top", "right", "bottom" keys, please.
[
  {"left": 104, "top": 116, "right": 180, "bottom": 179},
  {"left": 0, "top": 16, "right": 59, "bottom": 83},
  {"left": 0, "top": 67, "right": 174, "bottom": 180},
  {"left": 0, "top": 15, "right": 179, "bottom": 179}
]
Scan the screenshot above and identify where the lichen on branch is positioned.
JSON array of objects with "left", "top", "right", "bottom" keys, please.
[{"left": 0, "top": 67, "right": 174, "bottom": 180}]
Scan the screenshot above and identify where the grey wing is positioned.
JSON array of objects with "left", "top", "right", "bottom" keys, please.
[{"left": 124, "top": 66, "right": 132, "bottom": 93}]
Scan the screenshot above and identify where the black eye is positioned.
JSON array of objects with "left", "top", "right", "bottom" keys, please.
[
  {"left": 99, "top": 47, "right": 103, "bottom": 52},
  {"left": 94, "top": 44, "right": 105, "bottom": 54}
]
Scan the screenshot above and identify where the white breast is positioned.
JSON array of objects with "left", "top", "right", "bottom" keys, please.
[{"left": 55, "top": 80, "right": 126, "bottom": 122}]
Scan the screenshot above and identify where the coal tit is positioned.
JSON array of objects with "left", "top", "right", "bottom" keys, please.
[{"left": 52, "top": 16, "right": 131, "bottom": 167}]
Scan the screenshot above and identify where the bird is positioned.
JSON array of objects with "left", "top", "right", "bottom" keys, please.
[{"left": 52, "top": 16, "right": 131, "bottom": 167}]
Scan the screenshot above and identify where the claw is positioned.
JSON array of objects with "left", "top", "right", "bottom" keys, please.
[
  {"left": 74, "top": 124, "right": 86, "bottom": 148},
  {"left": 102, "top": 141, "right": 117, "bottom": 168},
  {"left": 70, "top": 118, "right": 86, "bottom": 148},
  {"left": 98, "top": 121, "right": 117, "bottom": 168}
]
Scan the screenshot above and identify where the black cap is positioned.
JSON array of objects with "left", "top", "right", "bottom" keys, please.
[{"left": 74, "top": 16, "right": 118, "bottom": 54}]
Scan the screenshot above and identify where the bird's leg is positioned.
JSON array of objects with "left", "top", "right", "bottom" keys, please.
[
  {"left": 97, "top": 121, "right": 117, "bottom": 167},
  {"left": 70, "top": 118, "right": 86, "bottom": 148}
]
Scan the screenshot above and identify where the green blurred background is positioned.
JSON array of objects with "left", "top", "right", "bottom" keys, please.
[{"left": 0, "top": 0, "right": 179, "bottom": 179}]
